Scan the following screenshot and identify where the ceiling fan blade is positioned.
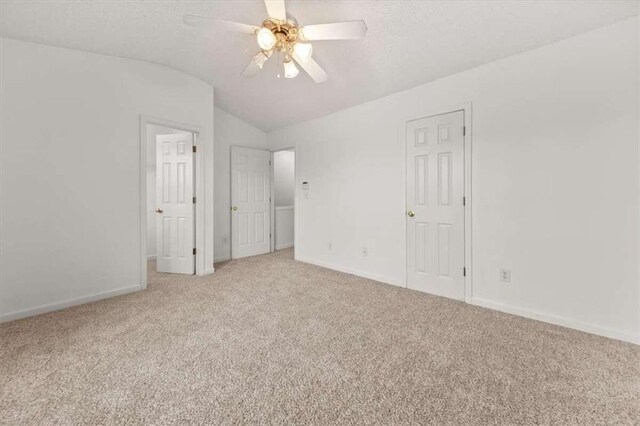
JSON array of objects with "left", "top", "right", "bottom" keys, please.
[
  {"left": 183, "top": 15, "right": 258, "bottom": 34},
  {"left": 293, "top": 55, "right": 328, "bottom": 84},
  {"left": 242, "top": 51, "right": 273, "bottom": 78},
  {"left": 300, "top": 20, "right": 367, "bottom": 41},
  {"left": 264, "top": 0, "right": 286, "bottom": 21}
]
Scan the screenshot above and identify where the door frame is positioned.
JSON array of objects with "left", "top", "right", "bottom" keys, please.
[
  {"left": 139, "top": 115, "right": 204, "bottom": 288},
  {"left": 403, "top": 103, "right": 473, "bottom": 302},
  {"left": 269, "top": 147, "right": 296, "bottom": 253}
]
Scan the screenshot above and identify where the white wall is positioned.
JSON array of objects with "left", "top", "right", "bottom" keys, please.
[
  {"left": 274, "top": 150, "right": 295, "bottom": 207},
  {"left": 214, "top": 107, "right": 268, "bottom": 262},
  {"left": 0, "top": 38, "right": 215, "bottom": 321},
  {"left": 146, "top": 124, "right": 190, "bottom": 258},
  {"left": 269, "top": 18, "right": 640, "bottom": 344}
]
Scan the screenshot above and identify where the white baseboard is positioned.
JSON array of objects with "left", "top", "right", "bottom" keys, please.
[
  {"left": 471, "top": 297, "right": 639, "bottom": 345},
  {"left": 147, "top": 255, "right": 156, "bottom": 260},
  {"left": 202, "top": 267, "right": 215, "bottom": 275},
  {"left": 295, "top": 256, "right": 405, "bottom": 288},
  {"left": 0, "top": 284, "right": 143, "bottom": 323},
  {"left": 214, "top": 256, "right": 230, "bottom": 263},
  {"left": 275, "top": 243, "right": 294, "bottom": 250},
  {"left": 293, "top": 255, "right": 638, "bottom": 345}
]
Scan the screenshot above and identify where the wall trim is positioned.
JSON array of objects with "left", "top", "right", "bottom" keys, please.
[
  {"left": 0, "top": 285, "right": 143, "bottom": 324},
  {"left": 295, "top": 256, "right": 404, "bottom": 288},
  {"left": 214, "top": 256, "right": 231, "bottom": 263},
  {"left": 275, "top": 205, "right": 294, "bottom": 211},
  {"left": 147, "top": 255, "right": 156, "bottom": 260},
  {"left": 471, "top": 297, "right": 639, "bottom": 345}
]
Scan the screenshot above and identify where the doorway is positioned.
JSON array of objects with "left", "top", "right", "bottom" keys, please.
[
  {"left": 405, "top": 110, "right": 469, "bottom": 300},
  {"left": 230, "top": 146, "right": 272, "bottom": 259},
  {"left": 229, "top": 146, "right": 296, "bottom": 260},
  {"left": 272, "top": 149, "right": 295, "bottom": 252},
  {"left": 146, "top": 123, "right": 196, "bottom": 274}
]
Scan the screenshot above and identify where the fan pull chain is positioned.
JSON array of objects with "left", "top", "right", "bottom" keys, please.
[{"left": 277, "top": 50, "right": 281, "bottom": 78}]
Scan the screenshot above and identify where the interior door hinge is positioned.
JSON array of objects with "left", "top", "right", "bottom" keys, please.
[
  {"left": 193, "top": 248, "right": 197, "bottom": 255},
  {"left": 463, "top": 267, "right": 466, "bottom": 277},
  {"left": 192, "top": 146, "right": 197, "bottom": 153},
  {"left": 193, "top": 197, "right": 196, "bottom": 204},
  {"left": 463, "top": 196, "right": 466, "bottom": 206},
  {"left": 463, "top": 126, "right": 466, "bottom": 136}
]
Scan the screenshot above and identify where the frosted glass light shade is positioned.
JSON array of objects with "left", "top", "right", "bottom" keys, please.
[
  {"left": 257, "top": 27, "right": 276, "bottom": 50},
  {"left": 293, "top": 42, "right": 313, "bottom": 62},
  {"left": 254, "top": 51, "right": 270, "bottom": 69},
  {"left": 283, "top": 60, "right": 299, "bottom": 78}
]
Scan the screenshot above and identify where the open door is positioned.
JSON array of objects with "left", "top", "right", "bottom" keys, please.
[
  {"left": 155, "top": 133, "right": 195, "bottom": 274},
  {"left": 231, "top": 146, "right": 271, "bottom": 259}
]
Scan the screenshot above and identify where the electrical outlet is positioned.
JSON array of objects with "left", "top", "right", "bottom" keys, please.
[
  {"left": 500, "top": 269, "right": 511, "bottom": 283},
  {"left": 361, "top": 246, "right": 368, "bottom": 257},
  {"left": 328, "top": 242, "right": 332, "bottom": 250}
]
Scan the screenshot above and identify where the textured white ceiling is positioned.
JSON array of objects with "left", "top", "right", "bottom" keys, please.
[{"left": 1, "top": 1, "right": 638, "bottom": 131}]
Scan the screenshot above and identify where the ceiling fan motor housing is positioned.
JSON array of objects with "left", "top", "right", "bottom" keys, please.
[{"left": 262, "top": 18, "right": 300, "bottom": 54}]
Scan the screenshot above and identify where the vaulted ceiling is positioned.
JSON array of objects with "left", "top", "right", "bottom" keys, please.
[{"left": 1, "top": 1, "right": 638, "bottom": 131}]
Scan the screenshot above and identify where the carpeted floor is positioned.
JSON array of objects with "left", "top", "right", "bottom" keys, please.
[{"left": 1, "top": 248, "right": 638, "bottom": 424}]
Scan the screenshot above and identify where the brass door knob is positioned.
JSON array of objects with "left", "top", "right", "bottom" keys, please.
[
  {"left": 155, "top": 208, "right": 163, "bottom": 214},
  {"left": 232, "top": 206, "right": 238, "bottom": 211},
  {"left": 407, "top": 210, "right": 415, "bottom": 217}
]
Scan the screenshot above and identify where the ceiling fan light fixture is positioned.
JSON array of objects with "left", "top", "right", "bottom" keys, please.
[
  {"left": 185, "top": 0, "right": 368, "bottom": 83},
  {"left": 254, "top": 50, "right": 271, "bottom": 69},
  {"left": 293, "top": 42, "right": 313, "bottom": 62},
  {"left": 283, "top": 59, "right": 299, "bottom": 78},
  {"left": 257, "top": 27, "right": 277, "bottom": 50}
]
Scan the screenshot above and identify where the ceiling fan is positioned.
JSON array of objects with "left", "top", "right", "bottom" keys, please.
[{"left": 183, "top": 0, "right": 367, "bottom": 83}]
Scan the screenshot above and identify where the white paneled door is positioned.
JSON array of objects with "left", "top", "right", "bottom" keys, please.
[
  {"left": 156, "top": 133, "right": 195, "bottom": 274},
  {"left": 406, "top": 111, "right": 465, "bottom": 300},
  {"left": 231, "top": 147, "right": 271, "bottom": 259}
]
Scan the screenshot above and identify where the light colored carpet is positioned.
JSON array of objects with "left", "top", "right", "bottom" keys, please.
[{"left": 1, "top": 248, "right": 638, "bottom": 425}]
